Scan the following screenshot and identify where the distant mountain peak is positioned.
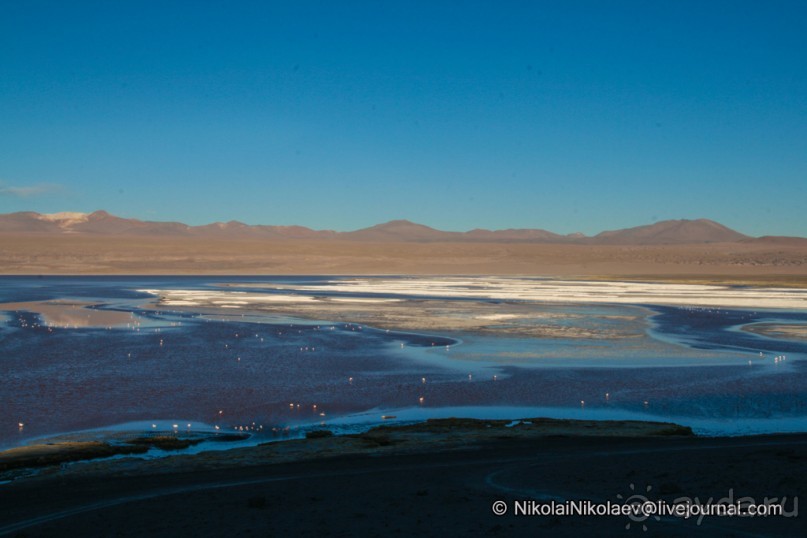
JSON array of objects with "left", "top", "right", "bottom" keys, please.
[
  {"left": 369, "top": 219, "right": 437, "bottom": 230},
  {"left": 87, "top": 209, "right": 114, "bottom": 219},
  {"left": 594, "top": 218, "right": 749, "bottom": 244},
  {"left": 212, "top": 220, "right": 247, "bottom": 228}
]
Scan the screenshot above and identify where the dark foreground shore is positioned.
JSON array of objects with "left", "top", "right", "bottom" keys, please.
[{"left": 1, "top": 418, "right": 804, "bottom": 537}]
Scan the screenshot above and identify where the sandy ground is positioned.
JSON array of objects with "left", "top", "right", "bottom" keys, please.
[
  {"left": 1, "top": 234, "right": 806, "bottom": 281},
  {"left": 0, "top": 419, "right": 804, "bottom": 537}
]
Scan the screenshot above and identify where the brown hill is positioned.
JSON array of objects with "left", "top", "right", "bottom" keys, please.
[
  {"left": 593, "top": 219, "right": 749, "bottom": 244},
  {"left": 0, "top": 210, "right": 193, "bottom": 236},
  {"left": 0, "top": 211, "right": 62, "bottom": 232},
  {"left": 464, "top": 228, "right": 564, "bottom": 242},
  {"left": 343, "top": 220, "right": 460, "bottom": 242},
  {"left": 70, "top": 211, "right": 192, "bottom": 235},
  {"left": 746, "top": 236, "right": 807, "bottom": 246},
  {"left": 0, "top": 211, "right": 776, "bottom": 245}
]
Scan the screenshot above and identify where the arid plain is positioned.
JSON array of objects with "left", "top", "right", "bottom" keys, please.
[
  {"left": 1, "top": 211, "right": 805, "bottom": 282},
  {"left": 2, "top": 233, "right": 807, "bottom": 283}
]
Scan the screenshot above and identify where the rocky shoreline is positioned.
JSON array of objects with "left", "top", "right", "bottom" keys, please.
[{"left": 1, "top": 418, "right": 691, "bottom": 480}]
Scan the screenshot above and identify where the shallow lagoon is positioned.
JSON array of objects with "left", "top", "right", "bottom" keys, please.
[{"left": 1, "top": 275, "right": 806, "bottom": 448}]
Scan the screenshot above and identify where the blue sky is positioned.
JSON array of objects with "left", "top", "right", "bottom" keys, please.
[{"left": 1, "top": 1, "right": 805, "bottom": 235}]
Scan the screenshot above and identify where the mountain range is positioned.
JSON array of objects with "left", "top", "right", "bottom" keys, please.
[{"left": 0, "top": 210, "right": 801, "bottom": 245}]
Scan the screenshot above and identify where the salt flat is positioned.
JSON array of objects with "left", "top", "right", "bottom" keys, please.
[{"left": 159, "top": 277, "right": 807, "bottom": 309}]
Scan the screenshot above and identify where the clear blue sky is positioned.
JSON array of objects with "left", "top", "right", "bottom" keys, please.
[{"left": 1, "top": 1, "right": 805, "bottom": 236}]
